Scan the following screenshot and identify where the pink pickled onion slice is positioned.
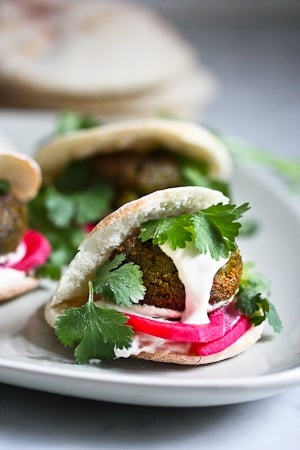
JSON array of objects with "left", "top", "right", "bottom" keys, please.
[
  {"left": 9, "top": 230, "right": 51, "bottom": 271},
  {"left": 193, "top": 315, "right": 251, "bottom": 356},
  {"left": 126, "top": 303, "right": 243, "bottom": 343},
  {"left": 84, "top": 223, "right": 95, "bottom": 233}
]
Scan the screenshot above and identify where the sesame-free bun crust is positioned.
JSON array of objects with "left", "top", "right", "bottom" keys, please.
[
  {"left": 0, "top": 150, "right": 41, "bottom": 201},
  {"left": 35, "top": 118, "right": 232, "bottom": 185}
]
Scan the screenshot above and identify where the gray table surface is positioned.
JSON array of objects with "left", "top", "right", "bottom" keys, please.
[{"left": 0, "top": 1, "right": 300, "bottom": 448}]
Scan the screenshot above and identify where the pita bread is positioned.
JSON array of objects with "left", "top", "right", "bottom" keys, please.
[
  {"left": 0, "top": 0, "right": 216, "bottom": 118},
  {"left": 0, "top": 149, "right": 41, "bottom": 201},
  {"left": 35, "top": 118, "right": 232, "bottom": 185},
  {"left": 45, "top": 186, "right": 263, "bottom": 365},
  {"left": 0, "top": 64, "right": 216, "bottom": 120},
  {"left": 0, "top": 268, "right": 39, "bottom": 303},
  {"left": 134, "top": 323, "right": 264, "bottom": 365},
  {"left": 0, "top": 0, "right": 197, "bottom": 96}
]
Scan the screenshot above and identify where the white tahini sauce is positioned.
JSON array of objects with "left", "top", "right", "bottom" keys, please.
[{"left": 159, "top": 243, "right": 228, "bottom": 324}]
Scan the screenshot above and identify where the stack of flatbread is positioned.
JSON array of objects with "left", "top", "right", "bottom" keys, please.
[{"left": 0, "top": 0, "right": 216, "bottom": 119}]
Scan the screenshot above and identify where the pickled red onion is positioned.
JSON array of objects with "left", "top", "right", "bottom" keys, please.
[{"left": 7, "top": 230, "right": 51, "bottom": 271}]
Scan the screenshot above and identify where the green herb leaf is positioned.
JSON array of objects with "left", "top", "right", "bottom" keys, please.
[
  {"left": 55, "top": 159, "right": 91, "bottom": 192},
  {"left": 239, "top": 218, "right": 260, "bottom": 237},
  {"left": 180, "top": 161, "right": 230, "bottom": 197},
  {"left": 57, "top": 112, "right": 100, "bottom": 136},
  {"left": 215, "top": 132, "right": 300, "bottom": 193},
  {"left": 28, "top": 188, "right": 86, "bottom": 277},
  {"left": 55, "top": 281, "right": 133, "bottom": 363},
  {"left": 140, "top": 203, "right": 249, "bottom": 260},
  {"left": 72, "top": 182, "right": 114, "bottom": 226},
  {"left": 28, "top": 180, "right": 114, "bottom": 277},
  {"left": 0, "top": 179, "right": 10, "bottom": 194},
  {"left": 235, "top": 262, "right": 282, "bottom": 333},
  {"left": 140, "top": 214, "right": 193, "bottom": 250},
  {"left": 45, "top": 187, "right": 76, "bottom": 228},
  {"left": 94, "top": 254, "right": 146, "bottom": 307}
]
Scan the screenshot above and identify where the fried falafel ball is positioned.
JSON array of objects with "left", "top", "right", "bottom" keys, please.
[
  {"left": 113, "top": 233, "right": 243, "bottom": 312},
  {"left": 0, "top": 191, "right": 27, "bottom": 255},
  {"left": 92, "top": 150, "right": 181, "bottom": 196}
]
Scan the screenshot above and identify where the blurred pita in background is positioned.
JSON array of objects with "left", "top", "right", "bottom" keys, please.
[{"left": 0, "top": 0, "right": 216, "bottom": 119}]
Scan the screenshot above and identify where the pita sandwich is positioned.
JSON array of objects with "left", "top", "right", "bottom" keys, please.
[
  {"left": 46, "top": 186, "right": 265, "bottom": 365},
  {"left": 35, "top": 117, "right": 232, "bottom": 185},
  {"left": 0, "top": 150, "right": 51, "bottom": 301}
]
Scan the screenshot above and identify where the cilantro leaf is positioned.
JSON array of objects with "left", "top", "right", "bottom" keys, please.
[
  {"left": 45, "top": 183, "right": 114, "bottom": 228},
  {"left": 268, "top": 303, "right": 283, "bottom": 334},
  {"left": 94, "top": 254, "right": 146, "bottom": 307},
  {"left": 239, "top": 218, "right": 260, "bottom": 237},
  {"left": 0, "top": 179, "right": 10, "bottom": 194},
  {"left": 55, "top": 281, "right": 134, "bottom": 363},
  {"left": 235, "top": 262, "right": 282, "bottom": 333},
  {"left": 139, "top": 203, "right": 249, "bottom": 260},
  {"left": 45, "top": 187, "right": 76, "bottom": 228},
  {"left": 28, "top": 189, "right": 86, "bottom": 278},
  {"left": 57, "top": 112, "right": 100, "bottom": 136},
  {"left": 72, "top": 182, "right": 114, "bottom": 226},
  {"left": 180, "top": 161, "right": 230, "bottom": 197},
  {"left": 191, "top": 212, "right": 230, "bottom": 259},
  {"left": 55, "top": 159, "right": 91, "bottom": 192},
  {"left": 140, "top": 214, "right": 193, "bottom": 250},
  {"left": 212, "top": 130, "right": 300, "bottom": 193},
  {"left": 28, "top": 180, "right": 114, "bottom": 277}
]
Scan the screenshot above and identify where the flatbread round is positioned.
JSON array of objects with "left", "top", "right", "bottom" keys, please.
[
  {"left": 35, "top": 118, "right": 232, "bottom": 184},
  {"left": 0, "top": 0, "right": 196, "bottom": 97},
  {"left": 0, "top": 150, "right": 41, "bottom": 201},
  {"left": 0, "top": 64, "right": 216, "bottom": 120}
]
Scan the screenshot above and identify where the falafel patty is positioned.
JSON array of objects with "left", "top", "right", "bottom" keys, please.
[
  {"left": 113, "top": 234, "right": 243, "bottom": 312},
  {"left": 92, "top": 150, "right": 181, "bottom": 194},
  {"left": 0, "top": 191, "right": 27, "bottom": 255}
]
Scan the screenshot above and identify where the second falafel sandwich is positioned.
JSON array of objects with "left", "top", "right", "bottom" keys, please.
[
  {"left": 45, "top": 186, "right": 281, "bottom": 365},
  {"left": 31, "top": 118, "right": 233, "bottom": 271},
  {"left": 0, "top": 149, "right": 51, "bottom": 301}
]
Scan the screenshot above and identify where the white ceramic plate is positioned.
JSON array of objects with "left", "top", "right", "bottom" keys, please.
[{"left": 0, "top": 164, "right": 300, "bottom": 407}]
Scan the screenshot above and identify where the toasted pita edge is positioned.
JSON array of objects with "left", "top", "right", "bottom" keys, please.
[
  {"left": 134, "top": 323, "right": 264, "bottom": 365},
  {"left": 45, "top": 185, "right": 228, "bottom": 327},
  {"left": 0, "top": 150, "right": 41, "bottom": 201},
  {"left": 35, "top": 118, "right": 232, "bottom": 185}
]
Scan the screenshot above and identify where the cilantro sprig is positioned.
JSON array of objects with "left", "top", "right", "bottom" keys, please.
[
  {"left": 139, "top": 202, "right": 249, "bottom": 260},
  {"left": 214, "top": 132, "right": 300, "bottom": 193},
  {"left": 94, "top": 254, "right": 146, "bottom": 307},
  {"left": 179, "top": 157, "right": 230, "bottom": 197},
  {"left": 235, "top": 262, "right": 282, "bottom": 333},
  {"left": 28, "top": 163, "right": 114, "bottom": 278},
  {"left": 0, "top": 179, "right": 10, "bottom": 194},
  {"left": 57, "top": 111, "right": 100, "bottom": 136},
  {"left": 55, "top": 281, "right": 134, "bottom": 363}
]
